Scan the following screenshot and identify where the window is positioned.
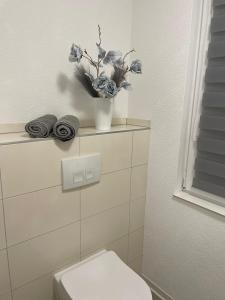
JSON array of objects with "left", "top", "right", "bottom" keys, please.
[{"left": 176, "top": 0, "right": 225, "bottom": 215}]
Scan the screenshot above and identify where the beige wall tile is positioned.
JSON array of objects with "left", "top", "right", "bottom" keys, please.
[
  {"left": 0, "top": 293, "right": 12, "bottom": 300},
  {"left": 8, "top": 222, "right": 80, "bottom": 289},
  {"left": 81, "top": 235, "right": 129, "bottom": 264},
  {"left": 0, "top": 178, "right": 2, "bottom": 200},
  {"left": 130, "top": 197, "right": 146, "bottom": 232},
  {"left": 4, "top": 186, "right": 80, "bottom": 246},
  {"left": 81, "top": 203, "right": 129, "bottom": 256},
  {"left": 131, "top": 165, "right": 147, "bottom": 200},
  {"left": 128, "top": 227, "right": 144, "bottom": 262},
  {"left": 129, "top": 256, "right": 143, "bottom": 275},
  {"left": 80, "top": 132, "right": 132, "bottom": 174},
  {"left": 106, "top": 235, "right": 129, "bottom": 263},
  {"left": 0, "top": 250, "right": 11, "bottom": 296},
  {"left": 13, "top": 274, "right": 53, "bottom": 300},
  {"left": 81, "top": 169, "right": 130, "bottom": 218},
  {"left": 0, "top": 202, "right": 6, "bottom": 250},
  {"left": 0, "top": 139, "right": 79, "bottom": 198},
  {"left": 132, "top": 130, "right": 150, "bottom": 166}
]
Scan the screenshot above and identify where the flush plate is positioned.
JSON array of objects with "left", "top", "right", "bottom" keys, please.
[{"left": 62, "top": 154, "right": 101, "bottom": 190}]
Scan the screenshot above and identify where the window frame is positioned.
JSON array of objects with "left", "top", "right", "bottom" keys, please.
[{"left": 174, "top": 0, "right": 225, "bottom": 216}]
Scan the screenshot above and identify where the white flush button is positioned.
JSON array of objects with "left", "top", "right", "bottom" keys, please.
[
  {"left": 62, "top": 154, "right": 101, "bottom": 190},
  {"left": 86, "top": 169, "right": 94, "bottom": 180},
  {"left": 73, "top": 172, "right": 84, "bottom": 184}
]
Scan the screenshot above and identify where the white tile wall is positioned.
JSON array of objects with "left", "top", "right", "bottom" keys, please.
[
  {"left": 4, "top": 186, "right": 80, "bottom": 246},
  {"left": 8, "top": 222, "right": 80, "bottom": 288},
  {"left": 0, "top": 250, "right": 11, "bottom": 296},
  {"left": 132, "top": 130, "right": 150, "bottom": 166},
  {"left": 130, "top": 197, "right": 146, "bottom": 232},
  {"left": 0, "top": 178, "right": 2, "bottom": 200},
  {"left": 0, "top": 139, "right": 79, "bottom": 198},
  {"left": 131, "top": 165, "right": 148, "bottom": 200},
  {"left": 0, "top": 292, "right": 12, "bottom": 300},
  {"left": 81, "top": 203, "right": 129, "bottom": 256},
  {"left": 80, "top": 132, "right": 132, "bottom": 173},
  {"left": 82, "top": 235, "right": 129, "bottom": 264},
  {"left": 0, "top": 129, "right": 150, "bottom": 298},
  {"left": 129, "top": 256, "right": 143, "bottom": 275},
  {"left": 81, "top": 168, "right": 130, "bottom": 218},
  {"left": 128, "top": 227, "right": 144, "bottom": 262},
  {"left": 0, "top": 202, "right": 6, "bottom": 250},
  {"left": 106, "top": 235, "right": 129, "bottom": 263},
  {"left": 12, "top": 274, "right": 53, "bottom": 300}
]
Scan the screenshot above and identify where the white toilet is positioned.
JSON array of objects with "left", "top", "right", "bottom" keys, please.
[{"left": 54, "top": 250, "right": 152, "bottom": 300}]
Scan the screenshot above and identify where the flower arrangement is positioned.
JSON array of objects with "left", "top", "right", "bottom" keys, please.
[{"left": 69, "top": 25, "right": 142, "bottom": 99}]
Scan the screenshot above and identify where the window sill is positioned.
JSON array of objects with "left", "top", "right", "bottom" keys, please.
[{"left": 174, "top": 190, "right": 225, "bottom": 217}]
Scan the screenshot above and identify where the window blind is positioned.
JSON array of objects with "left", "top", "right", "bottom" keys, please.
[{"left": 193, "top": 0, "right": 225, "bottom": 200}]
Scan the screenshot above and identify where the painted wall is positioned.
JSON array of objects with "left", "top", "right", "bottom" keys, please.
[
  {"left": 129, "top": 1, "right": 225, "bottom": 300},
  {"left": 0, "top": 0, "right": 132, "bottom": 123}
]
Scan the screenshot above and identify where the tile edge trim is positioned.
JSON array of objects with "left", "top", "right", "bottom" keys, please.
[{"left": 0, "top": 118, "right": 150, "bottom": 134}]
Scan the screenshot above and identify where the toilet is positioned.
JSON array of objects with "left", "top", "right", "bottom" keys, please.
[{"left": 54, "top": 250, "right": 152, "bottom": 300}]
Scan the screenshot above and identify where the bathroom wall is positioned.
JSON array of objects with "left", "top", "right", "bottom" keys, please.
[
  {"left": 129, "top": 1, "right": 225, "bottom": 300},
  {"left": 0, "top": 128, "right": 150, "bottom": 300},
  {"left": 0, "top": 0, "right": 132, "bottom": 124}
]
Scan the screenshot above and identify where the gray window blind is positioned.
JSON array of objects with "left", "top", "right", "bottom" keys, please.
[{"left": 193, "top": 0, "right": 225, "bottom": 201}]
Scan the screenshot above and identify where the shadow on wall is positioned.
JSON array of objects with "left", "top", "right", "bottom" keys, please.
[{"left": 57, "top": 72, "right": 95, "bottom": 119}]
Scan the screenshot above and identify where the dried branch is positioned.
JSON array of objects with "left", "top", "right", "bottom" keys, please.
[
  {"left": 96, "top": 25, "right": 103, "bottom": 76},
  {"left": 97, "top": 24, "right": 102, "bottom": 47},
  {"left": 122, "top": 49, "right": 135, "bottom": 65},
  {"left": 83, "top": 50, "right": 97, "bottom": 67}
]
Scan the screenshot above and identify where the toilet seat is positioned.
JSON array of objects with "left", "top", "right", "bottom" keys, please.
[{"left": 60, "top": 251, "right": 152, "bottom": 300}]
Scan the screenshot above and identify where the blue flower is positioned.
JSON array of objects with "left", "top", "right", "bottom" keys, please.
[
  {"left": 103, "top": 79, "right": 118, "bottom": 98},
  {"left": 92, "top": 75, "right": 118, "bottom": 98},
  {"left": 130, "top": 59, "right": 142, "bottom": 74},
  {"left": 69, "top": 44, "right": 83, "bottom": 63},
  {"left": 92, "top": 74, "right": 108, "bottom": 91}
]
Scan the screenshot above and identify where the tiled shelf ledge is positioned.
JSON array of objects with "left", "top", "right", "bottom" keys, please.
[{"left": 0, "top": 119, "right": 150, "bottom": 146}]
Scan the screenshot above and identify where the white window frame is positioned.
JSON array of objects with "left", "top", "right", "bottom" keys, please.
[{"left": 174, "top": 0, "right": 225, "bottom": 217}]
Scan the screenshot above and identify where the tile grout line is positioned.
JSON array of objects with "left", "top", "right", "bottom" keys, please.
[
  {"left": 3, "top": 166, "right": 139, "bottom": 201},
  {"left": 7, "top": 219, "right": 81, "bottom": 249},
  {"left": 127, "top": 131, "right": 134, "bottom": 261},
  {"left": 129, "top": 225, "right": 145, "bottom": 235},
  {"left": 81, "top": 233, "right": 130, "bottom": 260},
  {"left": 0, "top": 169, "right": 13, "bottom": 299},
  {"left": 6, "top": 199, "right": 132, "bottom": 249},
  {"left": 78, "top": 137, "right": 82, "bottom": 261},
  {"left": 81, "top": 200, "right": 130, "bottom": 223},
  {"left": 131, "top": 192, "right": 147, "bottom": 202},
  {"left": 128, "top": 226, "right": 145, "bottom": 264},
  {"left": 11, "top": 233, "right": 131, "bottom": 293},
  {"left": 3, "top": 184, "right": 62, "bottom": 200}
]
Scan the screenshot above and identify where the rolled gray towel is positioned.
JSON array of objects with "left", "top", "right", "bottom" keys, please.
[
  {"left": 25, "top": 114, "right": 57, "bottom": 138},
  {"left": 53, "top": 115, "right": 80, "bottom": 141}
]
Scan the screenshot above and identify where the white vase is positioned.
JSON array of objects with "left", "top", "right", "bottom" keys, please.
[{"left": 95, "top": 98, "right": 114, "bottom": 131}]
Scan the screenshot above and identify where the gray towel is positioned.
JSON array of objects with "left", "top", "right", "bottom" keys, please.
[
  {"left": 25, "top": 114, "right": 57, "bottom": 138},
  {"left": 53, "top": 115, "right": 80, "bottom": 141}
]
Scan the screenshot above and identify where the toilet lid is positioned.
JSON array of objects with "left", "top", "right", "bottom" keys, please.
[{"left": 61, "top": 251, "right": 152, "bottom": 300}]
